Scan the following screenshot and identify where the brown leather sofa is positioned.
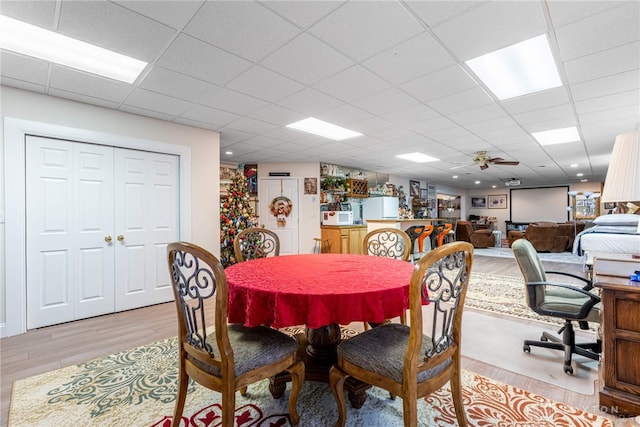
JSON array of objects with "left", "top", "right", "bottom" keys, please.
[
  {"left": 456, "top": 220, "right": 495, "bottom": 248},
  {"left": 508, "top": 221, "right": 586, "bottom": 252},
  {"left": 507, "top": 221, "right": 560, "bottom": 252}
]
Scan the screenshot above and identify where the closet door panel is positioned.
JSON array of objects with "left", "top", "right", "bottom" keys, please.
[
  {"left": 114, "top": 149, "right": 178, "bottom": 310},
  {"left": 26, "top": 137, "right": 115, "bottom": 328}
]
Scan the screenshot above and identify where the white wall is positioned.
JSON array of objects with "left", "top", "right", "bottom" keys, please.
[
  {"left": 1, "top": 86, "right": 220, "bottom": 335},
  {"left": 257, "top": 162, "right": 320, "bottom": 253}
]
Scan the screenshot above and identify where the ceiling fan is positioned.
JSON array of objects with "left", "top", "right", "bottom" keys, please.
[{"left": 452, "top": 151, "right": 520, "bottom": 170}]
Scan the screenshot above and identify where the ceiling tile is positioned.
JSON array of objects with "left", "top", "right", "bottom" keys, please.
[
  {"left": 427, "top": 87, "right": 494, "bottom": 115},
  {"left": 352, "top": 87, "right": 419, "bottom": 116},
  {"left": 362, "top": 33, "right": 456, "bottom": 85},
  {"left": 555, "top": 2, "right": 639, "bottom": 61},
  {"left": 260, "top": 1, "right": 345, "bottom": 29},
  {"left": 315, "top": 104, "right": 374, "bottom": 127},
  {"left": 224, "top": 116, "right": 280, "bottom": 135},
  {"left": 546, "top": 0, "right": 629, "bottom": 27},
  {"left": 403, "top": 1, "right": 480, "bottom": 28},
  {"left": 431, "top": 1, "right": 547, "bottom": 61},
  {"left": 0, "top": 0, "right": 56, "bottom": 29},
  {"left": 123, "top": 88, "right": 193, "bottom": 117},
  {"left": 48, "top": 88, "right": 120, "bottom": 109},
  {"left": 58, "top": 1, "right": 176, "bottom": 62},
  {"left": 309, "top": 1, "right": 424, "bottom": 62},
  {"left": 179, "top": 104, "right": 240, "bottom": 128},
  {"left": 0, "top": 51, "right": 49, "bottom": 85},
  {"left": 261, "top": 33, "right": 354, "bottom": 85},
  {"left": 226, "top": 65, "right": 305, "bottom": 102},
  {"left": 313, "top": 65, "right": 390, "bottom": 102},
  {"left": 381, "top": 103, "right": 440, "bottom": 127},
  {"left": 157, "top": 34, "right": 253, "bottom": 85},
  {"left": 49, "top": 66, "right": 132, "bottom": 103},
  {"left": 575, "top": 90, "right": 639, "bottom": 115},
  {"left": 278, "top": 88, "right": 344, "bottom": 116},
  {"left": 247, "top": 104, "right": 305, "bottom": 126},
  {"left": 114, "top": 0, "right": 204, "bottom": 30},
  {"left": 502, "top": 88, "right": 572, "bottom": 115},
  {"left": 201, "top": 88, "right": 269, "bottom": 115},
  {"left": 512, "top": 103, "right": 576, "bottom": 126},
  {"left": 400, "top": 65, "right": 477, "bottom": 103},
  {"left": 184, "top": 1, "right": 300, "bottom": 62},
  {"left": 564, "top": 41, "right": 640, "bottom": 84},
  {"left": 139, "top": 66, "right": 218, "bottom": 102},
  {"left": 569, "top": 69, "right": 640, "bottom": 101}
]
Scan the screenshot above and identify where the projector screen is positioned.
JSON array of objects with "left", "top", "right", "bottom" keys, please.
[{"left": 510, "top": 186, "right": 570, "bottom": 223}]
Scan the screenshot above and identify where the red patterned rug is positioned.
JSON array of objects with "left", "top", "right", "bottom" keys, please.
[{"left": 9, "top": 337, "right": 613, "bottom": 426}]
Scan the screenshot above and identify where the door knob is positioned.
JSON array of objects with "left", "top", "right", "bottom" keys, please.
[
  {"left": 117, "top": 235, "right": 124, "bottom": 241},
  {"left": 105, "top": 235, "right": 112, "bottom": 243}
]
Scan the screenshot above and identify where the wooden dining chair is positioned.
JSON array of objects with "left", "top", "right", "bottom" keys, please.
[
  {"left": 234, "top": 227, "right": 280, "bottom": 262},
  {"left": 167, "top": 242, "right": 304, "bottom": 427},
  {"left": 362, "top": 227, "right": 411, "bottom": 261},
  {"left": 330, "top": 241, "right": 474, "bottom": 427},
  {"left": 362, "top": 227, "right": 412, "bottom": 328}
]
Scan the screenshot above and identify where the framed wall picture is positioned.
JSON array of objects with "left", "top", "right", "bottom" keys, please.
[
  {"left": 304, "top": 177, "right": 317, "bottom": 194},
  {"left": 409, "top": 180, "right": 420, "bottom": 197},
  {"left": 471, "top": 196, "right": 487, "bottom": 208},
  {"left": 488, "top": 194, "right": 508, "bottom": 209}
]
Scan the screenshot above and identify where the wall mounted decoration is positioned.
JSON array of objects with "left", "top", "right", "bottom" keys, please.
[{"left": 488, "top": 194, "right": 508, "bottom": 209}]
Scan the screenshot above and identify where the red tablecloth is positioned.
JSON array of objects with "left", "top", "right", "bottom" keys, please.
[{"left": 225, "top": 254, "right": 415, "bottom": 329}]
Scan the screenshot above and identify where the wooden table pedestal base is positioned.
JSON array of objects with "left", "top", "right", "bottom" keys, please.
[{"left": 269, "top": 323, "right": 371, "bottom": 408}]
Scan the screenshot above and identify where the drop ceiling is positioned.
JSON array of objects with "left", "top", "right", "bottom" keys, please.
[{"left": 1, "top": 0, "right": 639, "bottom": 189}]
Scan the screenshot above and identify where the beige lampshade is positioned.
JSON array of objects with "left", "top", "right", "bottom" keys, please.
[{"left": 601, "top": 130, "right": 640, "bottom": 202}]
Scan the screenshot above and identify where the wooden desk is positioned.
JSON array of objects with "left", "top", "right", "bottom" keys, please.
[{"left": 594, "top": 274, "right": 640, "bottom": 416}]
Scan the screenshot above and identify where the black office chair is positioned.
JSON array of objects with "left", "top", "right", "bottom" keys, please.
[{"left": 512, "top": 239, "right": 601, "bottom": 374}]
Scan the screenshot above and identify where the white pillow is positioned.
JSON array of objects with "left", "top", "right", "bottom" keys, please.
[{"left": 593, "top": 214, "right": 640, "bottom": 226}]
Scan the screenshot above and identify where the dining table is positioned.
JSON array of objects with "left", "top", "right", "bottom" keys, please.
[{"left": 225, "top": 253, "right": 415, "bottom": 407}]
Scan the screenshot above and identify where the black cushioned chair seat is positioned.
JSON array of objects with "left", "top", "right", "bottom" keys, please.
[
  {"left": 189, "top": 325, "right": 298, "bottom": 377},
  {"left": 337, "top": 323, "right": 450, "bottom": 384}
]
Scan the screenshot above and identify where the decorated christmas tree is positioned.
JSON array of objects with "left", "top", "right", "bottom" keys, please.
[{"left": 220, "top": 166, "right": 257, "bottom": 267}]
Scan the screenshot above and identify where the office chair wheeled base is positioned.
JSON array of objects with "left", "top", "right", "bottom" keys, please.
[{"left": 522, "top": 320, "right": 601, "bottom": 375}]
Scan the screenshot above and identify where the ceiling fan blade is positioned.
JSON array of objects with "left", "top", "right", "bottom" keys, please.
[
  {"left": 493, "top": 160, "right": 520, "bottom": 165},
  {"left": 479, "top": 164, "right": 489, "bottom": 170}
]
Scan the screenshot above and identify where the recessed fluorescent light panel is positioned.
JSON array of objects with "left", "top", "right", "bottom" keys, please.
[
  {"left": 395, "top": 152, "right": 439, "bottom": 163},
  {"left": 0, "top": 14, "right": 147, "bottom": 83},
  {"left": 286, "top": 117, "right": 362, "bottom": 141},
  {"left": 466, "top": 34, "right": 562, "bottom": 100},
  {"left": 532, "top": 126, "right": 580, "bottom": 146}
]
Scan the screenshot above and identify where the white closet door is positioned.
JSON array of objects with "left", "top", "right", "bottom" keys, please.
[
  {"left": 260, "top": 178, "right": 299, "bottom": 255},
  {"left": 26, "top": 137, "right": 115, "bottom": 329},
  {"left": 114, "top": 149, "right": 178, "bottom": 310}
]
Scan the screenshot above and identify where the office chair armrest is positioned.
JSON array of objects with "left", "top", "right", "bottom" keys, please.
[
  {"left": 526, "top": 281, "right": 600, "bottom": 320},
  {"left": 544, "top": 271, "right": 593, "bottom": 291}
]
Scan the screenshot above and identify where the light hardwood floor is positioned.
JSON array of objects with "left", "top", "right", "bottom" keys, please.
[{"left": 0, "top": 255, "right": 626, "bottom": 426}]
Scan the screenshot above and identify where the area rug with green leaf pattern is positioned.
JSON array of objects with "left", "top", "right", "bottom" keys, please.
[{"left": 9, "top": 336, "right": 612, "bottom": 426}]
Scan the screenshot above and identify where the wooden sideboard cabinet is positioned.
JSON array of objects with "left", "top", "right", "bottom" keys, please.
[
  {"left": 594, "top": 273, "right": 640, "bottom": 417},
  {"left": 320, "top": 225, "right": 367, "bottom": 254}
]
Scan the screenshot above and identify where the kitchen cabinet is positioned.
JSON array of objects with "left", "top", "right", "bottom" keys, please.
[{"left": 321, "top": 225, "right": 368, "bottom": 254}]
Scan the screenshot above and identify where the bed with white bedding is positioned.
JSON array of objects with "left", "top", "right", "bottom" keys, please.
[{"left": 572, "top": 214, "right": 640, "bottom": 264}]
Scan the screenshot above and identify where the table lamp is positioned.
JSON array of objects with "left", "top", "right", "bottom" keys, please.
[{"left": 601, "top": 129, "right": 640, "bottom": 238}]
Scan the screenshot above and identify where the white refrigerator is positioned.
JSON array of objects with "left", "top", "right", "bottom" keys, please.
[{"left": 362, "top": 196, "right": 399, "bottom": 223}]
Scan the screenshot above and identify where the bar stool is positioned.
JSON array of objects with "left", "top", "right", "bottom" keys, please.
[
  {"left": 313, "top": 237, "right": 330, "bottom": 254},
  {"left": 405, "top": 225, "right": 430, "bottom": 262},
  {"left": 436, "top": 223, "right": 453, "bottom": 247}
]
